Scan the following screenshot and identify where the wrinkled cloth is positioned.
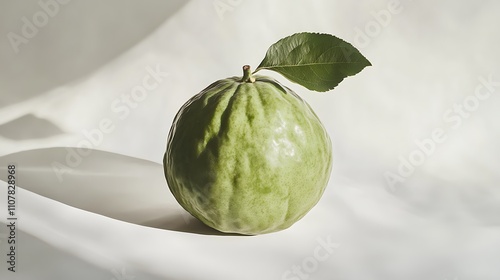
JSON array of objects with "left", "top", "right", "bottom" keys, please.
[{"left": 1, "top": 0, "right": 500, "bottom": 279}]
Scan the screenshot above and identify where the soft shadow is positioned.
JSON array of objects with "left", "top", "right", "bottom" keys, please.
[
  {"left": 0, "top": 114, "right": 64, "bottom": 140},
  {"left": 0, "top": 147, "right": 238, "bottom": 236},
  {"left": 2, "top": 228, "right": 175, "bottom": 280},
  {"left": 0, "top": 0, "right": 189, "bottom": 109},
  {"left": 141, "top": 215, "right": 244, "bottom": 236}
]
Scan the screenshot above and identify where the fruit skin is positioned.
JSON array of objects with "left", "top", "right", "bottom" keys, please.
[{"left": 164, "top": 74, "right": 332, "bottom": 235}]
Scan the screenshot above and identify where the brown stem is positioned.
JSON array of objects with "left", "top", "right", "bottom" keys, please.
[{"left": 240, "top": 65, "right": 255, "bottom": 83}]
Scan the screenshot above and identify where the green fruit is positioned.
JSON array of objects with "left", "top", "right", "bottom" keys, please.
[{"left": 164, "top": 66, "right": 332, "bottom": 235}]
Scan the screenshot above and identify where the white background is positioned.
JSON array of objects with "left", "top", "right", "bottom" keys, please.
[{"left": 1, "top": 0, "right": 499, "bottom": 279}]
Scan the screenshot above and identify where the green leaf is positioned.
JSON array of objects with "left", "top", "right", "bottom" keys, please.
[{"left": 255, "top": 32, "right": 371, "bottom": 92}]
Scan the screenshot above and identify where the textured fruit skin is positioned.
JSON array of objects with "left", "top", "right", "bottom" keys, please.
[{"left": 164, "top": 75, "right": 332, "bottom": 235}]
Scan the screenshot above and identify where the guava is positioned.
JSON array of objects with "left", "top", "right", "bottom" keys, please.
[{"left": 163, "top": 66, "right": 332, "bottom": 235}]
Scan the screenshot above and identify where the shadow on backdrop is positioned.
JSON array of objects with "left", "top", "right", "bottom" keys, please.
[
  {"left": 0, "top": 0, "right": 189, "bottom": 108},
  {"left": 0, "top": 147, "right": 242, "bottom": 236},
  {"left": 0, "top": 114, "right": 64, "bottom": 140}
]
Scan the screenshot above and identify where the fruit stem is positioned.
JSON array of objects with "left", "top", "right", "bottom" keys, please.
[{"left": 241, "top": 65, "right": 255, "bottom": 83}]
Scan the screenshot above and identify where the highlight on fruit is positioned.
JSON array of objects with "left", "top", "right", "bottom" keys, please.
[{"left": 163, "top": 32, "right": 370, "bottom": 235}]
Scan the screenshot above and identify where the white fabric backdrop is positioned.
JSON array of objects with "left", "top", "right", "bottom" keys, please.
[{"left": 1, "top": 0, "right": 499, "bottom": 279}]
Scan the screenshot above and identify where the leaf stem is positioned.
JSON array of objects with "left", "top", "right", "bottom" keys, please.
[{"left": 240, "top": 65, "right": 255, "bottom": 83}]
